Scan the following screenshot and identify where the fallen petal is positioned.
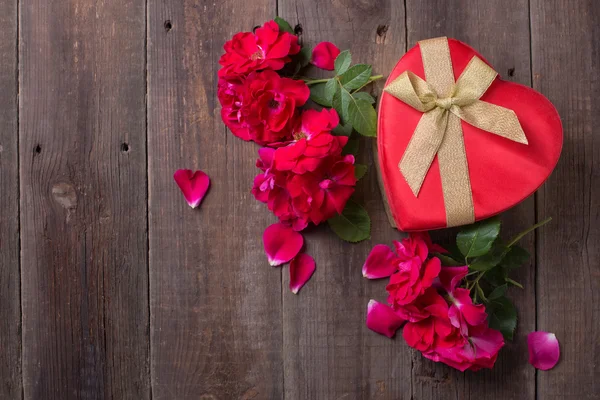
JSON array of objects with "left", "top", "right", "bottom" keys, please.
[
  {"left": 366, "top": 300, "right": 405, "bottom": 338},
  {"left": 263, "top": 223, "right": 303, "bottom": 267},
  {"left": 362, "top": 244, "right": 398, "bottom": 279},
  {"left": 289, "top": 253, "right": 316, "bottom": 294},
  {"left": 310, "top": 41, "right": 340, "bottom": 70},
  {"left": 528, "top": 331, "right": 560, "bottom": 370},
  {"left": 174, "top": 169, "right": 211, "bottom": 208}
]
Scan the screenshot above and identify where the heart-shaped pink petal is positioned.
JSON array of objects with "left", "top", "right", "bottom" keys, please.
[
  {"left": 528, "top": 331, "right": 560, "bottom": 370},
  {"left": 174, "top": 169, "right": 210, "bottom": 208},
  {"left": 362, "top": 244, "right": 398, "bottom": 279},
  {"left": 263, "top": 223, "right": 303, "bottom": 266},
  {"left": 366, "top": 300, "right": 406, "bottom": 338},
  {"left": 289, "top": 253, "right": 316, "bottom": 294}
]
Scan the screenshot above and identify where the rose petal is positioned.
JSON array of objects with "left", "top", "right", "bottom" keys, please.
[
  {"left": 436, "top": 266, "right": 468, "bottom": 294},
  {"left": 366, "top": 300, "right": 405, "bottom": 338},
  {"left": 289, "top": 253, "right": 316, "bottom": 294},
  {"left": 528, "top": 331, "right": 560, "bottom": 370},
  {"left": 363, "top": 244, "right": 398, "bottom": 279},
  {"left": 173, "top": 169, "right": 211, "bottom": 208},
  {"left": 263, "top": 223, "right": 303, "bottom": 266},
  {"left": 310, "top": 41, "right": 341, "bottom": 70}
]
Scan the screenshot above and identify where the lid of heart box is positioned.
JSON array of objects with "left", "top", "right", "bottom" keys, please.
[{"left": 376, "top": 38, "right": 562, "bottom": 231}]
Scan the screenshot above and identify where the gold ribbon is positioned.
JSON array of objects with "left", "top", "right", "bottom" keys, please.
[{"left": 384, "top": 37, "right": 528, "bottom": 227}]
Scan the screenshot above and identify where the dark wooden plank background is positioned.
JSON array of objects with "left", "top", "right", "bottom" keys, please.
[{"left": 0, "top": 0, "right": 596, "bottom": 399}]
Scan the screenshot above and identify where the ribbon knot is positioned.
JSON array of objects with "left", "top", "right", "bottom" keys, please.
[
  {"left": 435, "top": 96, "right": 454, "bottom": 110},
  {"left": 383, "top": 37, "right": 528, "bottom": 227}
]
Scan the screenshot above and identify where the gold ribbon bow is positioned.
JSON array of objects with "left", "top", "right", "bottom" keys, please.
[{"left": 384, "top": 37, "right": 528, "bottom": 227}]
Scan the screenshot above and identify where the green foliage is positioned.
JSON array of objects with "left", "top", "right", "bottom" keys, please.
[
  {"left": 332, "top": 85, "right": 353, "bottom": 123},
  {"left": 487, "top": 296, "right": 518, "bottom": 340},
  {"left": 352, "top": 92, "right": 376, "bottom": 104},
  {"left": 333, "top": 122, "right": 353, "bottom": 137},
  {"left": 328, "top": 200, "right": 371, "bottom": 243},
  {"left": 274, "top": 16, "right": 294, "bottom": 33},
  {"left": 334, "top": 50, "right": 352, "bottom": 75},
  {"left": 342, "top": 138, "right": 359, "bottom": 156},
  {"left": 354, "top": 164, "right": 368, "bottom": 180},
  {"left": 339, "top": 64, "right": 372, "bottom": 90},
  {"left": 310, "top": 83, "right": 332, "bottom": 107},
  {"left": 502, "top": 245, "right": 530, "bottom": 269},
  {"left": 348, "top": 98, "right": 378, "bottom": 137},
  {"left": 432, "top": 252, "right": 464, "bottom": 266},
  {"left": 457, "top": 216, "right": 501, "bottom": 258},
  {"left": 453, "top": 216, "right": 552, "bottom": 341}
]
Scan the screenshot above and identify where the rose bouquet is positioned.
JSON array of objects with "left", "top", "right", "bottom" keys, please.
[
  {"left": 364, "top": 217, "right": 556, "bottom": 371},
  {"left": 216, "top": 17, "right": 382, "bottom": 292}
]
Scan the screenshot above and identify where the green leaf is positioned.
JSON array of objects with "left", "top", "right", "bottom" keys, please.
[
  {"left": 456, "top": 216, "right": 501, "bottom": 258},
  {"left": 483, "top": 266, "right": 508, "bottom": 287},
  {"left": 354, "top": 164, "right": 368, "bottom": 180},
  {"left": 328, "top": 200, "right": 371, "bottom": 243},
  {"left": 332, "top": 122, "right": 353, "bottom": 137},
  {"left": 323, "top": 79, "right": 338, "bottom": 104},
  {"left": 348, "top": 98, "right": 377, "bottom": 137},
  {"left": 292, "top": 46, "right": 312, "bottom": 74},
  {"left": 487, "top": 296, "right": 518, "bottom": 340},
  {"left": 342, "top": 138, "right": 359, "bottom": 156},
  {"left": 352, "top": 91, "right": 376, "bottom": 104},
  {"left": 487, "top": 284, "right": 507, "bottom": 301},
  {"left": 432, "top": 252, "right": 463, "bottom": 266},
  {"left": 334, "top": 50, "right": 352, "bottom": 75},
  {"left": 468, "top": 243, "right": 507, "bottom": 271},
  {"left": 332, "top": 84, "right": 353, "bottom": 123},
  {"left": 445, "top": 243, "right": 467, "bottom": 264},
  {"left": 501, "top": 245, "right": 530, "bottom": 269},
  {"left": 274, "top": 16, "right": 294, "bottom": 34},
  {"left": 309, "top": 83, "right": 332, "bottom": 107},
  {"left": 339, "top": 64, "right": 372, "bottom": 90}
]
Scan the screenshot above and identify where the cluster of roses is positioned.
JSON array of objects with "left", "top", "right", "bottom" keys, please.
[
  {"left": 364, "top": 233, "right": 504, "bottom": 371},
  {"left": 217, "top": 20, "right": 356, "bottom": 231}
]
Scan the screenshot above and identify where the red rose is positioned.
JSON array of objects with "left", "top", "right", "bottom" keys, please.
[
  {"left": 287, "top": 154, "right": 356, "bottom": 225},
  {"left": 218, "top": 20, "right": 300, "bottom": 77},
  {"left": 274, "top": 109, "right": 347, "bottom": 174},
  {"left": 402, "top": 291, "right": 464, "bottom": 352},
  {"left": 219, "top": 70, "right": 309, "bottom": 145},
  {"left": 252, "top": 147, "right": 356, "bottom": 230},
  {"left": 386, "top": 252, "right": 441, "bottom": 307},
  {"left": 218, "top": 75, "right": 252, "bottom": 140},
  {"left": 423, "top": 322, "right": 504, "bottom": 372}
]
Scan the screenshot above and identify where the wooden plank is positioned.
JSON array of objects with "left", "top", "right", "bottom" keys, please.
[
  {"left": 277, "top": 2, "right": 410, "bottom": 399},
  {"left": 19, "top": 1, "right": 149, "bottom": 398},
  {"left": 0, "top": 0, "right": 20, "bottom": 398},
  {"left": 147, "top": 1, "right": 283, "bottom": 399},
  {"left": 405, "top": 1, "right": 535, "bottom": 399},
  {"left": 531, "top": 0, "right": 599, "bottom": 398}
]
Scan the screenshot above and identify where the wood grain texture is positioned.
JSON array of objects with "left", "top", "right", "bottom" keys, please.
[
  {"left": 0, "top": 0, "right": 21, "bottom": 398},
  {"left": 531, "top": 0, "right": 600, "bottom": 398},
  {"left": 406, "top": 1, "right": 536, "bottom": 399},
  {"left": 147, "top": 1, "right": 283, "bottom": 399},
  {"left": 277, "top": 1, "right": 410, "bottom": 399},
  {"left": 19, "top": 1, "right": 149, "bottom": 398}
]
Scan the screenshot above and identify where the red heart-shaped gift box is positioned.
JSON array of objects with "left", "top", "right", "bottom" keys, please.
[{"left": 377, "top": 38, "right": 562, "bottom": 231}]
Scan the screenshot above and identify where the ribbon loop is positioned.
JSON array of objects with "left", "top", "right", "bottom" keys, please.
[{"left": 383, "top": 37, "right": 528, "bottom": 227}]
